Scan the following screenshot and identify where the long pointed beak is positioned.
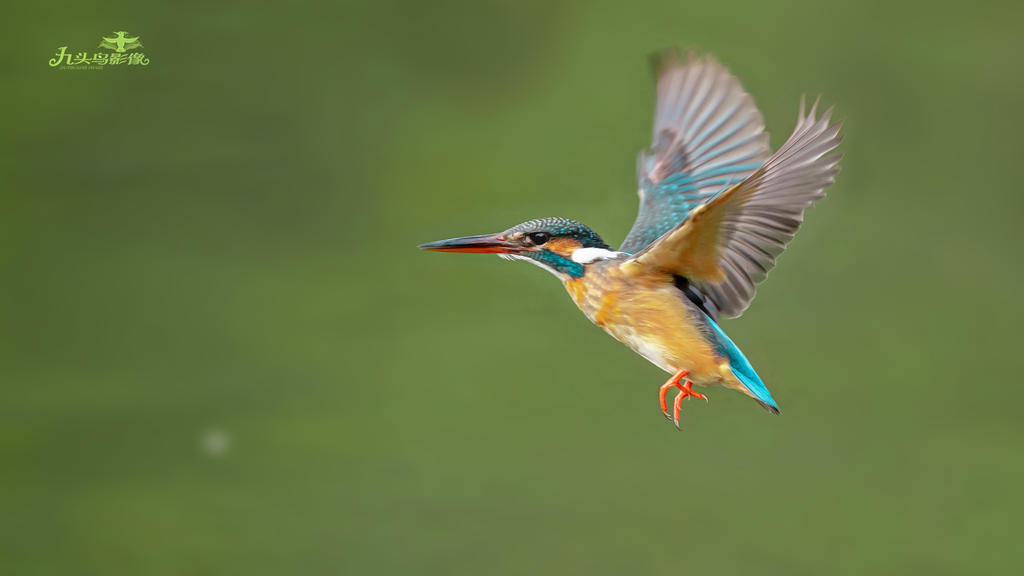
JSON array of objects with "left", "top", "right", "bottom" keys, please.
[{"left": 418, "top": 233, "right": 519, "bottom": 254}]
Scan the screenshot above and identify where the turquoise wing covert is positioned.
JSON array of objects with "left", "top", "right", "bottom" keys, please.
[{"left": 620, "top": 50, "right": 772, "bottom": 254}]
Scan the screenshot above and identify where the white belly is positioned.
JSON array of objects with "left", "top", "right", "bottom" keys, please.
[{"left": 610, "top": 326, "right": 675, "bottom": 373}]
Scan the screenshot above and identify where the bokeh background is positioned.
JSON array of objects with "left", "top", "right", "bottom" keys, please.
[{"left": 3, "top": 0, "right": 1023, "bottom": 573}]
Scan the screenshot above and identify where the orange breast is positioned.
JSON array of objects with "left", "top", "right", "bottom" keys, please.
[{"left": 564, "top": 262, "right": 728, "bottom": 385}]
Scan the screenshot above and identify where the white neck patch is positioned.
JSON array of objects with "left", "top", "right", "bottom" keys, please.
[{"left": 571, "top": 247, "right": 625, "bottom": 264}]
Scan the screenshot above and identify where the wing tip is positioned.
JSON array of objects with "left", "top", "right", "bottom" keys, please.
[
  {"left": 650, "top": 47, "right": 691, "bottom": 72},
  {"left": 649, "top": 47, "right": 728, "bottom": 79},
  {"left": 798, "top": 94, "right": 842, "bottom": 129},
  {"left": 797, "top": 94, "right": 823, "bottom": 119},
  {"left": 649, "top": 47, "right": 680, "bottom": 78}
]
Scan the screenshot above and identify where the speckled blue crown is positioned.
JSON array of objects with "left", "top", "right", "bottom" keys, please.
[{"left": 505, "top": 217, "right": 610, "bottom": 249}]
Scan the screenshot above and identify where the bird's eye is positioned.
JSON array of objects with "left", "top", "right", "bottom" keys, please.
[{"left": 527, "top": 232, "right": 550, "bottom": 245}]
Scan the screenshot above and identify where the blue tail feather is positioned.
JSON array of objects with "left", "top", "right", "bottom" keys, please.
[{"left": 703, "top": 313, "right": 780, "bottom": 414}]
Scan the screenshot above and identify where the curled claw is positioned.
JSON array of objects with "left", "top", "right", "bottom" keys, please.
[
  {"left": 659, "top": 370, "right": 688, "bottom": 418},
  {"left": 659, "top": 368, "right": 708, "bottom": 429},
  {"left": 659, "top": 373, "right": 684, "bottom": 416},
  {"left": 673, "top": 386, "right": 707, "bottom": 428}
]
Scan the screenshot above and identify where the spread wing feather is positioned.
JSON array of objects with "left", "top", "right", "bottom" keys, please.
[
  {"left": 620, "top": 50, "right": 771, "bottom": 254},
  {"left": 625, "top": 98, "right": 842, "bottom": 318}
]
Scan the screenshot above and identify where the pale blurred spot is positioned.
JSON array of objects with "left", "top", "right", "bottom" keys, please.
[{"left": 200, "top": 428, "right": 231, "bottom": 457}]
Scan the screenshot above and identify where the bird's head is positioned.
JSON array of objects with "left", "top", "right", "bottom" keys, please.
[{"left": 419, "top": 217, "right": 620, "bottom": 279}]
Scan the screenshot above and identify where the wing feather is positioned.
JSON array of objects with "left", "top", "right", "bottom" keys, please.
[
  {"left": 620, "top": 50, "right": 771, "bottom": 254},
  {"left": 624, "top": 98, "right": 842, "bottom": 317}
]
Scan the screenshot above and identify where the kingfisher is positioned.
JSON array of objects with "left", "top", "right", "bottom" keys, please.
[{"left": 420, "top": 50, "right": 841, "bottom": 428}]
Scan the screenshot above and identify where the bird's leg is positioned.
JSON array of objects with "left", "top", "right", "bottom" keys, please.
[
  {"left": 672, "top": 381, "right": 708, "bottom": 429},
  {"left": 659, "top": 369, "right": 708, "bottom": 429},
  {"left": 659, "top": 370, "right": 688, "bottom": 417}
]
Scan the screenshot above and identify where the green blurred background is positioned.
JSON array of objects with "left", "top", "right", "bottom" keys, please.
[{"left": 3, "top": 0, "right": 1023, "bottom": 573}]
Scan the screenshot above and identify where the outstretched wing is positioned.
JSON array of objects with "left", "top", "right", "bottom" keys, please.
[
  {"left": 99, "top": 38, "right": 117, "bottom": 49},
  {"left": 620, "top": 50, "right": 771, "bottom": 254},
  {"left": 624, "top": 98, "right": 842, "bottom": 318}
]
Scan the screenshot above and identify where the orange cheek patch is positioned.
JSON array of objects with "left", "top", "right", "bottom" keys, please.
[{"left": 543, "top": 237, "right": 583, "bottom": 257}]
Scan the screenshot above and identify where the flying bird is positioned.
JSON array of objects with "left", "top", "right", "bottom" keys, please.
[
  {"left": 420, "top": 50, "right": 841, "bottom": 428},
  {"left": 100, "top": 31, "right": 142, "bottom": 53}
]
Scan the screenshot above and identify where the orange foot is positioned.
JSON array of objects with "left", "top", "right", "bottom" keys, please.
[{"left": 659, "top": 369, "right": 708, "bottom": 429}]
